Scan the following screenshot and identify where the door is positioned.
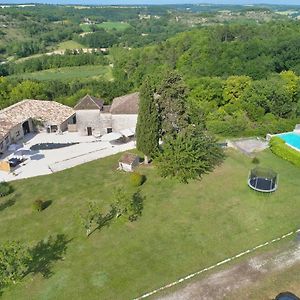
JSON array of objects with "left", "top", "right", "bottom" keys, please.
[
  {"left": 87, "top": 127, "right": 92, "bottom": 136},
  {"left": 22, "top": 120, "right": 30, "bottom": 135}
]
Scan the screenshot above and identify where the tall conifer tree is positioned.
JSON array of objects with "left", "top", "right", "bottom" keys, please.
[{"left": 136, "top": 78, "right": 159, "bottom": 164}]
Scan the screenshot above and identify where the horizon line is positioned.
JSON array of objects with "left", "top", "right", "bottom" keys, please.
[{"left": 1, "top": 2, "right": 300, "bottom": 6}]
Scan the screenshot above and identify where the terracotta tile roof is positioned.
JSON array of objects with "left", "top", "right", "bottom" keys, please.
[
  {"left": 119, "top": 153, "right": 139, "bottom": 165},
  {"left": 0, "top": 100, "right": 75, "bottom": 139},
  {"left": 0, "top": 121, "right": 18, "bottom": 139},
  {"left": 110, "top": 92, "right": 139, "bottom": 114},
  {"left": 74, "top": 94, "right": 104, "bottom": 110}
]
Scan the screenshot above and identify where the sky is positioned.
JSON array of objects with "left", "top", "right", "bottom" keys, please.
[{"left": 0, "top": 0, "right": 300, "bottom": 5}]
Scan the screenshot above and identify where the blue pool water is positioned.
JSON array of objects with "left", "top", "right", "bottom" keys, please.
[{"left": 278, "top": 132, "right": 300, "bottom": 150}]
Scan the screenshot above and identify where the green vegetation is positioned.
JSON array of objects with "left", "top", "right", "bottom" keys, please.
[
  {"left": 0, "top": 75, "right": 131, "bottom": 109},
  {"left": 130, "top": 172, "right": 146, "bottom": 187},
  {"left": 136, "top": 78, "right": 159, "bottom": 164},
  {"left": 4, "top": 52, "right": 109, "bottom": 76},
  {"left": 113, "top": 22, "right": 300, "bottom": 137},
  {"left": 269, "top": 137, "right": 300, "bottom": 167},
  {"left": 32, "top": 200, "right": 44, "bottom": 212},
  {"left": 252, "top": 157, "right": 260, "bottom": 165},
  {"left": 1, "top": 5, "right": 299, "bottom": 142},
  {"left": 156, "top": 125, "right": 224, "bottom": 183},
  {"left": 56, "top": 40, "right": 85, "bottom": 50},
  {"left": 0, "top": 182, "right": 13, "bottom": 197},
  {"left": 12, "top": 65, "right": 113, "bottom": 82},
  {"left": 0, "top": 241, "right": 31, "bottom": 288},
  {"left": 0, "top": 149, "right": 300, "bottom": 299},
  {"left": 80, "top": 22, "right": 131, "bottom": 32}
]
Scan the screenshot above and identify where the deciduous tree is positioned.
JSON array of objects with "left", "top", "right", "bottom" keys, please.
[{"left": 156, "top": 125, "right": 224, "bottom": 183}]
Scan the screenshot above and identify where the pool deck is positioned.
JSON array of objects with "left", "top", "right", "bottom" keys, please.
[
  {"left": 228, "top": 138, "right": 269, "bottom": 155},
  {"left": 0, "top": 132, "right": 136, "bottom": 182}
]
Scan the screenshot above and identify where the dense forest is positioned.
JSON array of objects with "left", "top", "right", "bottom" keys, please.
[
  {"left": 111, "top": 21, "right": 300, "bottom": 136},
  {"left": 1, "top": 4, "right": 300, "bottom": 137}
]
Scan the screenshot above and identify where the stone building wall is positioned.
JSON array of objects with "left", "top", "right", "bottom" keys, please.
[
  {"left": 111, "top": 114, "right": 138, "bottom": 132},
  {"left": 76, "top": 110, "right": 103, "bottom": 135}
]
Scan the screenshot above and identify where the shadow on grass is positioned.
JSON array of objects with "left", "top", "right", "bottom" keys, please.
[
  {"left": 28, "top": 234, "right": 72, "bottom": 278},
  {"left": 0, "top": 195, "right": 17, "bottom": 212},
  {"left": 42, "top": 200, "right": 52, "bottom": 210}
]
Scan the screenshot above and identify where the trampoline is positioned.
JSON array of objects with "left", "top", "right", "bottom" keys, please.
[
  {"left": 275, "top": 292, "right": 300, "bottom": 300},
  {"left": 248, "top": 167, "right": 278, "bottom": 193}
]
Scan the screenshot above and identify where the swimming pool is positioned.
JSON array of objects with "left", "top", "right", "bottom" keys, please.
[{"left": 278, "top": 132, "right": 300, "bottom": 151}]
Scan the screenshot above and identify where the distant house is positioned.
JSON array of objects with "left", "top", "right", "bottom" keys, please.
[
  {"left": 118, "top": 153, "right": 139, "bottom": 172},
  {"left": 75, "top": 93, "right": 139, "bottom": 136},
  {"left": 0, "top": 100, "right": 75, "bottom": 154}
]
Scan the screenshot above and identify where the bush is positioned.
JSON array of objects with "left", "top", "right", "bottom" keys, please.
[
  {"left": 0, "top": 182, "right": 13, "bottom": 197},
  {"left": 130, "top": 172, "right": 145, "bottom": 187},
  {"left": 252, "top": 157, "right": 260, "bottom": 164},
  {"left": 32, "top": 199, "right": 44, "bottom": 212},
  {"left": 269, "top": 137, "right": 300, "bottom": 167}
]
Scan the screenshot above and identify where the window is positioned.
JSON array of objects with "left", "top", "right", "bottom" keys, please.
[
  {"left": 107, "top": 127, "right": 113, "bottom": 133},
  {"left": 50, "top": 125, "right": 58, "bottom": 133}
]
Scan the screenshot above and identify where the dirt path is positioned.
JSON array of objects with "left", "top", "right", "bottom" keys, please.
[{"left": 157, "top": 243, "right": 300, "bottom": 300}]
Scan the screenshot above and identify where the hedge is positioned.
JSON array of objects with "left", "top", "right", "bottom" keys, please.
[{"left": 269, "top": 137, "right": 300, "bottom": 167}]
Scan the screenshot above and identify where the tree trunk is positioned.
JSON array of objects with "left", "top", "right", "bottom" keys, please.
[{"left": 144, "top": 155, "right": 149, "bottom": 165}]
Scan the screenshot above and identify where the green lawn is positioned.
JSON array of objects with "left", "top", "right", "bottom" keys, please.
[
  {"left": 1, "top": 149, "right": 300, "bottom": 299},
  {"left": 80, "top": 21, "right": 131, "bottom": 32},
  {"left": 12, "top": 65, "right": 113, "bottom": 81}
]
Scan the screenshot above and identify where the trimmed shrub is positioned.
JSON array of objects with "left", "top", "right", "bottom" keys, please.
[
  {"left": 252, "top": 157, "right": 260, "bottom": 164},
  {"left": 130, "top": 172, "right": 145, "bottom": 187},
  {"left": 0, "top": 182, "right": 13, "bottom": 197},
  {"left": 32, "top": 199, "right": 44, "bottom": 212},
  {"left": 269, "top": 137, "right": 300, "bottom": 167}
]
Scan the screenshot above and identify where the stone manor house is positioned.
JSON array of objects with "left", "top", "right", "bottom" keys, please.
[
  {"left": 0, "top": 92, "right": 139, "bottom": 154},
  {"left": 74, "top": 92, "right": 139, "bottom": 136}
]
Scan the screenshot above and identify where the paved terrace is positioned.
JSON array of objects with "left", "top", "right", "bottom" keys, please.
[{"left": 0, "top": 132, "right": 135, "bottom": 182}]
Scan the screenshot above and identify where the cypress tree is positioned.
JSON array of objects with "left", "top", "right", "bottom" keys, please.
[
  {"left": 136, "top": 78, "right": 159, "bottom": 164},
  {"left": 157, "top": 71, "right": 189, "bottom": 137}
]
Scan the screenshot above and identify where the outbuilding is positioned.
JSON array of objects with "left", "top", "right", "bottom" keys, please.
[{"left": 118, "top": 153, "right": 139, "bottom": 172}]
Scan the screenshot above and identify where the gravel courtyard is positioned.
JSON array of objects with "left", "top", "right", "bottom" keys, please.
[{"left": 0, "top": 132, "right": 135, "bottom": 181}]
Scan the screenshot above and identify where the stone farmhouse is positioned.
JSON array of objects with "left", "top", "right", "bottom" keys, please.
[
  {"left": 0, "top": 100, "right": 75, "bottom": 154},
  {"left": 75, "top": 93, "right": 139, "bottom": 136},
  {"left": 0, "top": 92, "right": 140, "bottom": 154}
]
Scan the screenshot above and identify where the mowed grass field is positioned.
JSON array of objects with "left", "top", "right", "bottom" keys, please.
[
  {"left": 1, "top": 149, "right": 300, "bottom": 299},
  {"left": 80, "top": 21, "right": 131, "bottom": 32},
  {"left": 12, "top": 65, "right": 113, "bottom": 81}
]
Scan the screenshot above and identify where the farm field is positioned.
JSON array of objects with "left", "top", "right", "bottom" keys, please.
[
  {"left": 1, "top": 149, "right": 300, "bottom": 299},
  {"left": 80, "top": 21, "right": 131, "bottom": 32},
  {"left": 11, "top": 65, "right": 113, "bottom": 81},
  {"left": 56, "top": 40, "right": 86, "bottom": 50}
]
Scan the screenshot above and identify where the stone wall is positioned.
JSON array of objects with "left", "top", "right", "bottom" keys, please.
[
  {"left": 75, "top": 111, "right": 138, "bottom": 136},
  {"left": 111, "top": 114, "right": 138, "bottom": 132},
  {"left": 76, "top": 110, "right": 103, "bottom": 136}
]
